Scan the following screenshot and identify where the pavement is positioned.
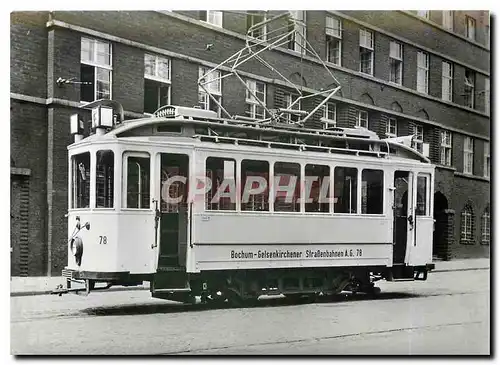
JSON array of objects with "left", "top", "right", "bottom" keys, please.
[{"left": 10, "top": 258, "right": 489, "bottom": 297}]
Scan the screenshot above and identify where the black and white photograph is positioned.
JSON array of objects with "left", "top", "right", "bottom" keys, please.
[{"left": 9, "top": 8, "right": 491, "bottom": 356}]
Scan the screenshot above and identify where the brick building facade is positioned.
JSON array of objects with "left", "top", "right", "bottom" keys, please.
[{"left": 10, "top": 10, "right": 490, "bottom": 276}]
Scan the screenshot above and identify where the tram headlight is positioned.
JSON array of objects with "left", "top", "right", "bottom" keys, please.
[{"left": 70, "top": 237, "right": 84, "bottom": 267}]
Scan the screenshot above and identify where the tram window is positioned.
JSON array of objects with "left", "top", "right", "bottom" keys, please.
[
  {"left": 96, "top": 150, "right": 114, "bottom": 208},
  {"left": 361, "top": 169, "right": 384, "bottom": 214},
  {"left": 274, "top": 162, "right": 301, "bottom": 212},
  {"left": 334, "top": 167, "right": 358, "bottom": 213},
  {"left": 241, "top": 160, "right": 269, "bottom": 211},
  {"left": 416, "top": 175, "right": 429, "bottom": 216},
  {"left": 305, "top": 164, "right": 330, "bottom": 213},
  {"left": 126, "top": 156, "right": 150, "bottom": 209},
  {"left": 206, "top": 157, "right": 236, "bottom": 211},
  {"left": 72, "top": 152, "right": 90, "bottom": 209}
]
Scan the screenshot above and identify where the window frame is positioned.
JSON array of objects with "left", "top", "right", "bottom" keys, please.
[
  {"left": 417, "top": 51, "right": 429, "bottom": 94},
  {"left": 122, "top": 152, "right": 151, "bottom": 210},
  {"left": 441, "top": 61, "right": 453, "bottom": 102},
  {"left": 460, "top": 205, "right": 474, "bottom": 244},
  {"left": 481, "top": 208, "right": 490, "bottom": 245},
  {"left": 144, "top": 54, "right": 172, "bottom": 115},
  {"left": 80, "top": 37, "right": 113, "bottom": 102},
  {"left": 333, "top": 166, "right": 358, "bottom": 214},
  {"left": 464, "top": 70, "right": 475, "bottom": 108},
  {"left": 326, "top": 16, "right": 342, "bottom": 66},
  {"left": 389, "top": 41, "right": 403, "bottom": 85},
  {"left": 71, "top": 152, "right": 91, "bottom": 210},
  {"left": 356, "top": 110, "right": 369, "bottom": 128},
  {"left": 245, "top": 79, "right": 266, "bottom": 119},
  {"left": 386, "top": 117, "right": 397, "bottom": 137},
  {"left": 466, "top": 15, "right": 476, "bottom": 41},
  {"left": 361, "top": 169, "right": 384, "bottom": 215},
  {"left": 463, "top": 136, "right": 474, "bottom": 174},
  {"left": 484, "top": 78, "right": 490, "bottom": 115},
  {"left": 442, "top": 10, "right": 454, "bottom": 31},
  {"left": 95, "top": 150, "right": 115, "bottom": 209},
  {"left": 201, "top": 10, "right": 223, "bottom": 27},
  {"left": 284, "top": 92, "right": 301, "bottom": 123},
  {"left": 322, "top": 101, "right": 337, "bottom": 128},
  {"left": 359, "top": 29, "right": 374, "bottom": 75},
  {"left": 483, "top": 142, "right": 490, "bottom": 178},
  {"left": 417, "top": 10, "right": 430, "bottom": 19},
  {"left": 289, "top": 11, "right": 307, "bottom": 54},
  {"left": 247, "top": 11, "right": 267, "bottom": 40},
  {"left": 199, "top": 66, "right": 222, "bottom": 116},
  {"left": 412, "top": 124, "right": 424, "bottom": 153}
]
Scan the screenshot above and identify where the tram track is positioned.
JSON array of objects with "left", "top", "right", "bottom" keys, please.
[{"left": 160, "top": 320, "right": 488, "bottom": 355}]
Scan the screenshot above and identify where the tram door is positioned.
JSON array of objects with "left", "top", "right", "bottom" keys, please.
[
  {"left": 393, "top": 171, "right": 415, "bottom": 264},
  {"left": 158, "top": 153, "right": 189, "bottom": 270}
]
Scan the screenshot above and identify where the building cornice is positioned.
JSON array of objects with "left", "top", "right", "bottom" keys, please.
[
  {"left": 10, "top": 92, "right": 490, "bottom": 142},
  {"left": 399, "top": 11, "right": 490, "bottom": 51},
  {"left": 328, "top": 11, "right": 489, "bottom": 76}
]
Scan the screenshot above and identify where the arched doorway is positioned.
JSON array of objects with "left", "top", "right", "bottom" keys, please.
[{"left": 433, "top": 192, "right": 449, "bottom": 259}]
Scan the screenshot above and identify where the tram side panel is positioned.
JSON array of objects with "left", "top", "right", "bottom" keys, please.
[{"left": 188, "top": 213, "right": 393, "bottom": 273}]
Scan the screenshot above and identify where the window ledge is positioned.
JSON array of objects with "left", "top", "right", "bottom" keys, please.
[
  {"left": 454, "top": 171, "right": 490, "bottom": 182},
  {"left": 435, "top": 164, "right": 456, "bottom": 172}
]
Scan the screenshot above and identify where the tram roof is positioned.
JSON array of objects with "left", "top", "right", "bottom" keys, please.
[{"left": 70, "top": 104, "right": 431, "bottom": 164}]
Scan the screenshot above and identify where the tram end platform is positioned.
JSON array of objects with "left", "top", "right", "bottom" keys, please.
[{"left": 10, "top": 258, "right": 489, "bottom": 297}]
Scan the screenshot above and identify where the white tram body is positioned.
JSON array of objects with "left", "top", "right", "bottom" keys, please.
[{"left": 62, "top": 103, "right": 435, "bottom": 302}]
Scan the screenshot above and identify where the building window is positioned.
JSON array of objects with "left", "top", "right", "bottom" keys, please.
[
  {"left": 245, "top": 79, "right": 266, "bottom": 119},
  {"left": 284, "top": 92, "right": 301, "bottom": 123},
  {"left": 305, "top": 164, "right": 330, "bottom": 212},
  {"left": 440, "top": 130, "right": 452, "bottom": 166},
  {"left": 460, "top": 205, "right": 474, "bottom": 244},
  {"left": 241, "top": 160, "right": 269, "bottom": 212},
  {"left": 356, "top": 110, "right": 368, "bottom": 128},
  {"left": 484, "top": 78, "right": 490, "bottom": 115},
  {"left": 246, "top": 11, "right": 266, "bottom": 39},
  {"left": 322, "top": 101, "right": 336, "bottom": 128},
  {"left": 481, "top": 207, "right": 490, "bottom": 245},
  {"left": 274, "top": 162, "right": 301, "bottom": 212},
  {"left": 417, "top": 51, "right": 429, "bottom": 94},
  {"left": 326, "top": 16, "right": 342, "bottom": 66},
  {"left": 412, "top": 124, "right": 424, "bottom": 153},
  {"left": 200, "top": 11, "right": 223, "bottom": 27},
  {"left": 96, "top": 150, "right": 114, "bottom": 208},
  {"left": 441, "top": 61, "right": 453, "bottom": 102},
  {"left": 361, "top": 169, "right": 384, "bottom": 214},
  {"left": 417, "top": 11, "right": 429, "bottom": 19},
  {"left": 389, "top": 41, "right": 403, "bottom": 85},
  {"left": 199, "top": 66, "right": 222, "bottom": 116},
  {"left": 484, "top": 142, "right": 490, "bottom": 178},
  {"left": 205, "top": 157, "right": 236, "bottom": 211},
  {"left": 144, "top": 54, "right": 171, "bottom": 114},
  {"left": 386, "top": 118, "right": 397, "bottom": 137},
  {"left": 463, "top": 136, "right": 474, "bottom": 174},
  {"left": 288, "top": 11, "right": 306, "bottom": 53},
  {"left": 359, "top": 29, "right": 374, "bottom": 75},
  {"left": 80, "top": 37, "right": 112, "bottom": 102},
  {"left": 466, "top": 16, "right": 476, "bottom": 40},
  {"left": 464, "top": 70, "right": 475, "bottom": 108},
  {"left": 442, "top": 11, "right": 454, "bottom": 31}
]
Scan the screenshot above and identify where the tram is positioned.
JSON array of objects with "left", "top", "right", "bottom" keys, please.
[{"left": 59, "top": 100, "right": 435, "bottom": 304}]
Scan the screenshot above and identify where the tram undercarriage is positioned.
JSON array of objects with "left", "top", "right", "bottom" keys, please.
[{"left": 55, "top": 264, "right": 433, "bottom": 306}]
